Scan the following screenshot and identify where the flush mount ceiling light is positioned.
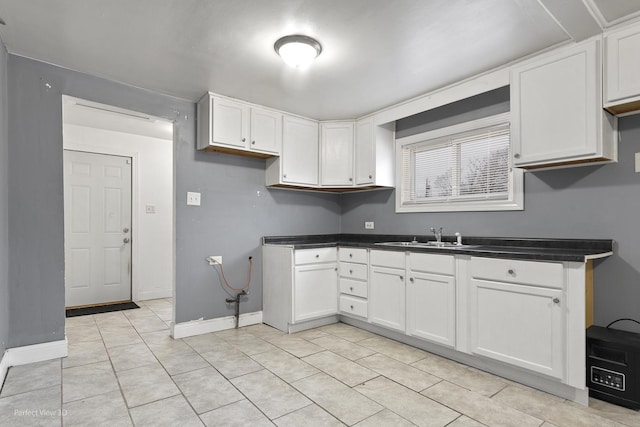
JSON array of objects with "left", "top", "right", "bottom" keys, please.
[{"left": 274, "top": 35, "right": 322, "bottom": 69}]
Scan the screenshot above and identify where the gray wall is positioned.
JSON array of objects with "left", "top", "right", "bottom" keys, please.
[
  {"left": 0, "top": 39, "right": 9, "bottom": 355},
  {"left": 6, "top": 54, "right": 340, "bottom": 347},
  {"left": 341, "top": 115, "right": 640, "bottom": 331}
]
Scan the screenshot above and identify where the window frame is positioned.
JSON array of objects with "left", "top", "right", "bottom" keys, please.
[{"left": 395, "top": 113, "right": 523, "bottom": 213}]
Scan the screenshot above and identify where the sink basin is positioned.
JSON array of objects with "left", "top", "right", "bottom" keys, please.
[{"left": 375, "top": 241, "right": 477, "bottom": 249}]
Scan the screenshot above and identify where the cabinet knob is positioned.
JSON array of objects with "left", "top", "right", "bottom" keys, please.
[
  {"left": 553, "top": 298, "right": 560, "bottom": 304},
  {"left": 349, "top": 269, "right": 353, "bottom": 274},
  {"left": 251, "top": 140, "right": 256, "bottom": 145},
  {"left": 334, "top": 267, "right": 338, "bottom": 272},
  {"left": 514, "top": 153, "right": 520, "bottom": 159},
  {"left": 399, "top": 275, "right": 404, "bottom": 281},
  {"left": 242, "top": 137, "right": 246, "bottom": 142},
  {"left": 409, "top": 277, "right": 414, "bottom": 283},
  {"left": 349, "top": 253, "right": 353, "bottom": 258},
  {"left": 349, "top": 177, "right": 353, "bottom": 182},
  {"left": 369, "top": 174, "right": 372, "bottom": 179},
  {"left": 283, "top": 173, "right": 287, "bottom": 178},
  {"left": 350, "top": 287, "right": 354, "bottom": 291},
  {"left": 350, "top": 305, "right": 354, "bottom": 310},
  {"left": 315, "top": 254, "right": 320, "bottom": 258},
  {"left": 507, "top": 269, "right": 515, "bottom": 275}
]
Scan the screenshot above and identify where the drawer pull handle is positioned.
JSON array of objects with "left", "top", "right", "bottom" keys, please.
[
  {"left": 349, "top": 287, "right": 354, "bottom": 291},
  {"left": 399, "top": 275, "right": 404, "bottom": 281},
  {"left": 507, "top": 269, "right": 515, "bottom": 275},
  {"left": 349, "top": 269, "right": 353, "bottom": 274},
  {"left": 315, "top": 254, "right": 320, "bottom": 258},
  {"left": 349, "top": 253, "right": 353, "bottom": 258},
  {"left": 350, "top": 305, "right": 354, "bottom": 310},
  {"left": 553, "top": 298, "right": 560, "bottom": 304},
  {"left": 409, "top": 277, "right": 414, "bottom": 283}
]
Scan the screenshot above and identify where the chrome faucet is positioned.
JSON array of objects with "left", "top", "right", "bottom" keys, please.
[{"left": 430, "top": 227, "right": 443, "bottom": 243}]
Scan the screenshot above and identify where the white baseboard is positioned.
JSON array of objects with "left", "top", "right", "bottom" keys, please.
[
  {"left": 171, "top": 311, "right": 263, "bottom": 339},
  {"left": 136, "top": 288, "right": 172, "bottom": 301},
  {"left": 0, "top": 339, "right": 68, "bottom": 390}
]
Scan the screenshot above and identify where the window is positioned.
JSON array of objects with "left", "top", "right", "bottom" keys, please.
[{"left": 396, "top": 113, "right": 523, "bottom": 212}]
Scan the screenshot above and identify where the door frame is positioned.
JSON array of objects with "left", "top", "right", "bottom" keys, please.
[{"left": 63, "top": 144, "right": 141, "bottom": 301}]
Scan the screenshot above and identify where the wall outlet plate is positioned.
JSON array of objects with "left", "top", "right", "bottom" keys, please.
[
  {"left": 207, "top": 255, "right": 222, "bottom": 265},
  {"left": 187, "top": 191, "right": 201, "bottom": 206},
  {"left": 365, "top": 221, "right": 375, "bottom": 229}
]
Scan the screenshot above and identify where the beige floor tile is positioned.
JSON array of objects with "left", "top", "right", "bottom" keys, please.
[
  {"left": 128, "top": 315, "right": 169, "bottom": 333},
  {"left": 0, "top": 359, "right": 61, "bottom": 398},
  {"left": 151, "top": 307, "right": 173, "bottom": 321},
  {"left": 412, "top": 353, "right": 508, "bottom": 396},
  {"left": 231, "top": 370, "right": 311, "bottom": 420},
  {"left": 354, "top": 409, "right": 415, "bottom": 426},
  {"left": 116, "top": 362, "right": 180, "bottom": 408},
  {"left": 65, "top": 324, "right": 103, "bottom": 343},
  {"left": 65, "top": 315, "right": 96, "bottom": 327},
  {"left": 155, "top": 349, "right": 209, "bottom": 376},
  {"left": 250, "top": 348, "right": 320, "bottom": 383},
  {"left": 242, "top": 323, "right": 286, "bottom": 340},
  {"left": 319, "top": 322, "right": 377, "bottom": 342},
  {"left": 358, "top": 336, "right": 427, "bottom": 364},
  {"left": 93, "top": 312, "right": 132, "bottom": 328},
  {"left": 209, "top": 354, "right": 264, "bottom": 379},
  {"left": 173, "top": 366, "right": 244, "bottom": 414},
  {"left": 302, "top": 351, "right": 378, "bottom": 386},
  {"left": 183, "top": 332, "right": 226, "bottom": 354},
  {"left": 421, "top": 380, "right": 543, "bottom": 427},
  {"left": 0, "top": 385, "right": 61, "bottom": 427},
  {"left": 492, "top": 384, "right": 565, "bottom": 420},
  {"left": 310, "top": 335, "right": 377, "bottom": 361},
  {"left": 266, "top": 335, "right": 325, "bottom": 358},
  {"left": 99, "top": 326, "right": 144, "bottom": 349},
  {"left": 355, "top": 376, "right": 459, "bottom": 427},
  {"left": 199, "top": 399, "right": 274, "bottom": 427},
  {"left": 291, "top": 329, "right": 330, "bottom": 340},
  {"left": 579, "top": 398, "right": 640, "bottom": 427},
  {"left": 62, "top": 360, "right": 119, "bottom": 404},
  {"left": 358, "top": 353, "right": 441, "bottom": 392},
  {"left": 107, "top": 342, "right": 158, "bottom": 372},
  {"left": 63, "top": 338, "right": 109, "bottom": 369},
  {"left": 141, "top": 330, "right": 192, "bottom": 357},
  {"left": 291, "top": 373, "right": 382, "bottom": 425},
  {"left": 199, "top": 345, "right": 246, "bottom": 364},
  {"left": 228, "top": 335, "right": 278, "bottom": 356},
  {"left": 446, "top": 415, "right": 487, "bottom": 427},
  {"left": 274, "top": 403, "right": 344, "bottom": 426},
  {"left": 62, "top": 389, "right": 132, "bottom": 427},
  {"left": 123, "top": 306, "right": 158, "bottom": 320},
  {"left": 129, "top": 395, "right": 202, "bottom": 427},
  {"left": 542, "top": 401, "right": 628, "bottom": 427}
]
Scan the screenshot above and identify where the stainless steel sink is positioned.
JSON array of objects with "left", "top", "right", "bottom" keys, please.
[{"left": 375, "top": 241, "right": 477, "bottom": 249}]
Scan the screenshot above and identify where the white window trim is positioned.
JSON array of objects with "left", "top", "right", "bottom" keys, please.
[{"left": 395, "top": 113, "right": 523, "bottom": 213}]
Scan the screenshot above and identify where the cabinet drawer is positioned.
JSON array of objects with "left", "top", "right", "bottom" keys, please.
[
  {"left": 339, "top": 247, "right": 368, "bottom": 264},
  {"left": 409, "top": 252, "right": 455, "bottom": 276},
  {"left": 339, "top": 295, "right": 368, "bottom": 318},
  {"left": 339, "top": 278, "right": 368, "bottom": 298},
  {"left": 339, "top": 262, "right": 368, "bottom": 281},
  {"left": 470, "top": 257, "right": 563, "bottom": 289},
  {"left": 370, "top": 249, "right": 405, "bottom": 269},
  {"left": 295, "top": 247, "right": 337, "bottom": 265}
]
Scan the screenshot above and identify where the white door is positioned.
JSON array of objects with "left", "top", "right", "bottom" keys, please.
[{"left": 64, "top": 150, "right": 132, "bottom": 307}]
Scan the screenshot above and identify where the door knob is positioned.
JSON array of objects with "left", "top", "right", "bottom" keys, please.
[
  {"left": 123, "top": 237, "right": 130, "bottom": 243},
  {"left": 123, "top": 227, "right": 129, "bottom": 233}
]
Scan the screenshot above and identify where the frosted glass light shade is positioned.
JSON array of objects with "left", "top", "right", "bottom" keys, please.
[{"left": 274, "top": 35, "right": 322, "bottom": 69}]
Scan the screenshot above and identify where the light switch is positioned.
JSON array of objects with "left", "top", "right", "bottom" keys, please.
[
  {"left": 145, "top": 205, "right": 156, "bottom": 214},
  {"left": 187, "top": 192, "right": 201, "bottom": 206},
  {"left": 635, "top": 152, "right": 640, "bottom": 173}
]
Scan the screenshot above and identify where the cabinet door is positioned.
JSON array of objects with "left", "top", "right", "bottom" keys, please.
[
  {"left": 469, "top": 278, "right": 564, "bottom": 379},
  {"left": 606, "top": 24, "right": 640, "bottom": 104},
  {"left": 282, "top": 116, "right": 319, "bottom": 186},
  {"left": 294, "top": 263, "right": 337, "bottom": 322},
  {"left": 511, "top": 39, "right": 602, "bottom": 167},
  {"left": 407, "top": 272, "right": 455, "bottom": 347},
  {"left": 369, "top": 266, "right": 405, "bottom": 332},
  {"left": 212, "top": 98, "right": 249, "bottom": 148},
  {"left": 250, "top": 108, "right": 282, "bottom": 154},
  {"left": 355, "top": 118, "right": 375, "bottom": 185},
  {"left": 321, "top": 122, "right": 354, "bottom": 186}
]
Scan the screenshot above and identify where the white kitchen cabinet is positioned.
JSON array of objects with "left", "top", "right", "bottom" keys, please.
[
  {"left": 510, "top": 38, "right": 617, "bottom": 169},
  {"left": 262, "top": 245, "right": 337, "bottom": 333},
  {"left": 407, "top": 253, "right": 456, "bottom": 347},
  {"left": 338, "top": 247, "right": 368, "bottom": 319},
  {"left": 369, "top": 250, "right": 406, "bottom": 332},
  {"left": 266, "top": 115, "right": 319, "bottom": 187},
  {"left": 468, "top": 257, "right": 564, "bottom": 379},
  {"left": 354, "top": 117, "right": 395, "bottom": 186},
  {"left": 605, "top": 22, "right": 640, "bottom": 115},
  {"left": 197, "top": 93, "right": 282, "bottom": 157},
  {"left": 321, "top": 122, "right": 354, "bottom": 186}
]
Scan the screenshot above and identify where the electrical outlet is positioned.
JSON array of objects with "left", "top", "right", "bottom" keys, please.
[
  {"left": 207, "top": 255, "right": 222, "bottom": 265},
  {"left": 145, "top": 205, "right": 156, "bottom": 214},
  {"left": 187, "top": 192, "right": 201, "bottom": 206},
  {"left": 365, "top": 221, "right": 374, "bottom": 229}
]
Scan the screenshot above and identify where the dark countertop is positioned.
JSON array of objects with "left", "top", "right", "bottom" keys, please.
[{"left": 262, "top": 233, "right": 614, "bottom": 262}]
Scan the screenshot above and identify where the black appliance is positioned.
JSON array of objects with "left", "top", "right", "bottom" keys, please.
[{"left": 587, "top": 325, "right": 640, "bottom": 409}]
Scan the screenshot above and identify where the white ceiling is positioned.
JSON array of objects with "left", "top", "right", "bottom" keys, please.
[{"left": 1, "top": 0, "right": 640, "bottom": 120}]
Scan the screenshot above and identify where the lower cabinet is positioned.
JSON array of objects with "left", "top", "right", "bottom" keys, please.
[
  {"left": 369, "top": 266, "right": 406, "bottom": 332},
  {"left": 468, "top": 257, "right": 565, "bottom": 379},
  {"left": 407, "top": 271, "right": 456, "bottom": 347},
  {"left": 294, "top": 263, "right": 338, "bottom": 322}
]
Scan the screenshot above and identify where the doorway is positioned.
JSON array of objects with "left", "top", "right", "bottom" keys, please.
[{"left": 63, "top": 150, "right": 133, "bottom": 307}]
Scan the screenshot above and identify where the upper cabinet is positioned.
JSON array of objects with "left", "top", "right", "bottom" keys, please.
[
  {"left": 197, "top": 93, "right": 281, "bottom": 158},
  {"left": 355, "top": 117, "right": 395, "bottom": 187},
  {"left": 320, "top": 121, "right": 354, "bottom": 187},
  {"left": 605, "top": 22, "right": 640, "bottom": 115},
  {"left": 266, "top": 115, "right": 319, "bottom": 187},
  {"left": 510, "top": 38, "right": 617, "bottom": 170}
]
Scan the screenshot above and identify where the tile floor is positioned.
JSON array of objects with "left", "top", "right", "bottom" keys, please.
[{"left": 1, "top": 298, "right": 640, "bottom": 426}]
